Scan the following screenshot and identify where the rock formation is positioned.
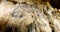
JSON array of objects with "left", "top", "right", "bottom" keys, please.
[{"left": 0, "top": 0, "right": 60, "bottom": 32}]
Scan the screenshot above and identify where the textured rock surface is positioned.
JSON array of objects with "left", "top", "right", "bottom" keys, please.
[{"left": 0, "top": 0, "right": 60, "bottom": 32}]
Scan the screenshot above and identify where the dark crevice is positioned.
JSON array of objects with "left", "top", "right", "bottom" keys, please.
[
  {"left": 52, "top": 29, "right": 54, "bottom": 32},
  {"left": 49, "top": 22, "right": 55, "bottom": 32},
  {"left": 12, "top": 1, "right": 17, "bottom": 4},
  {"left": 21, "top": 2, "right": 26, "bottom": 4},
  {"left": 5, "top": 26, "right": 18, "bottom": 32},
  {"left": 5, "top": 26, "right": 12, "bottom": 32},
  {"left": 27, "top": 23, "right": 33, "bottom": 32},
  {"left": 7, "top": 0, "right": 17, "bottom": 4},
  {"left": 49, "top": 0, "right": 60, "bottom": 9}
]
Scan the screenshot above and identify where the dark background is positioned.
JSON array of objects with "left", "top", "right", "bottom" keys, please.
[{"left": 49, "top": 0, "right": 60, "bottom": 9}]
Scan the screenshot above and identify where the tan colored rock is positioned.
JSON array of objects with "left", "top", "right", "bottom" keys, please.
[{"left": 0, "top": 0, "right": 60, "bottom": 32}]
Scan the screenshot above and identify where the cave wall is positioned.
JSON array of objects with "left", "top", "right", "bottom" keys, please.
[{"left": 0, "top": 0, "right": 60, "bottom": 32}]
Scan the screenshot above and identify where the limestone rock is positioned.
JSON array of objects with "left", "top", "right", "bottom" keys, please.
[{"left": 0, "top": 0, "right": 60, "bottom": 32}]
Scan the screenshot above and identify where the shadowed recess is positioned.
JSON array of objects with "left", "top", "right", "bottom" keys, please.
[{"left": 49, "top": 0, "right": 60, "bottom": 9}]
